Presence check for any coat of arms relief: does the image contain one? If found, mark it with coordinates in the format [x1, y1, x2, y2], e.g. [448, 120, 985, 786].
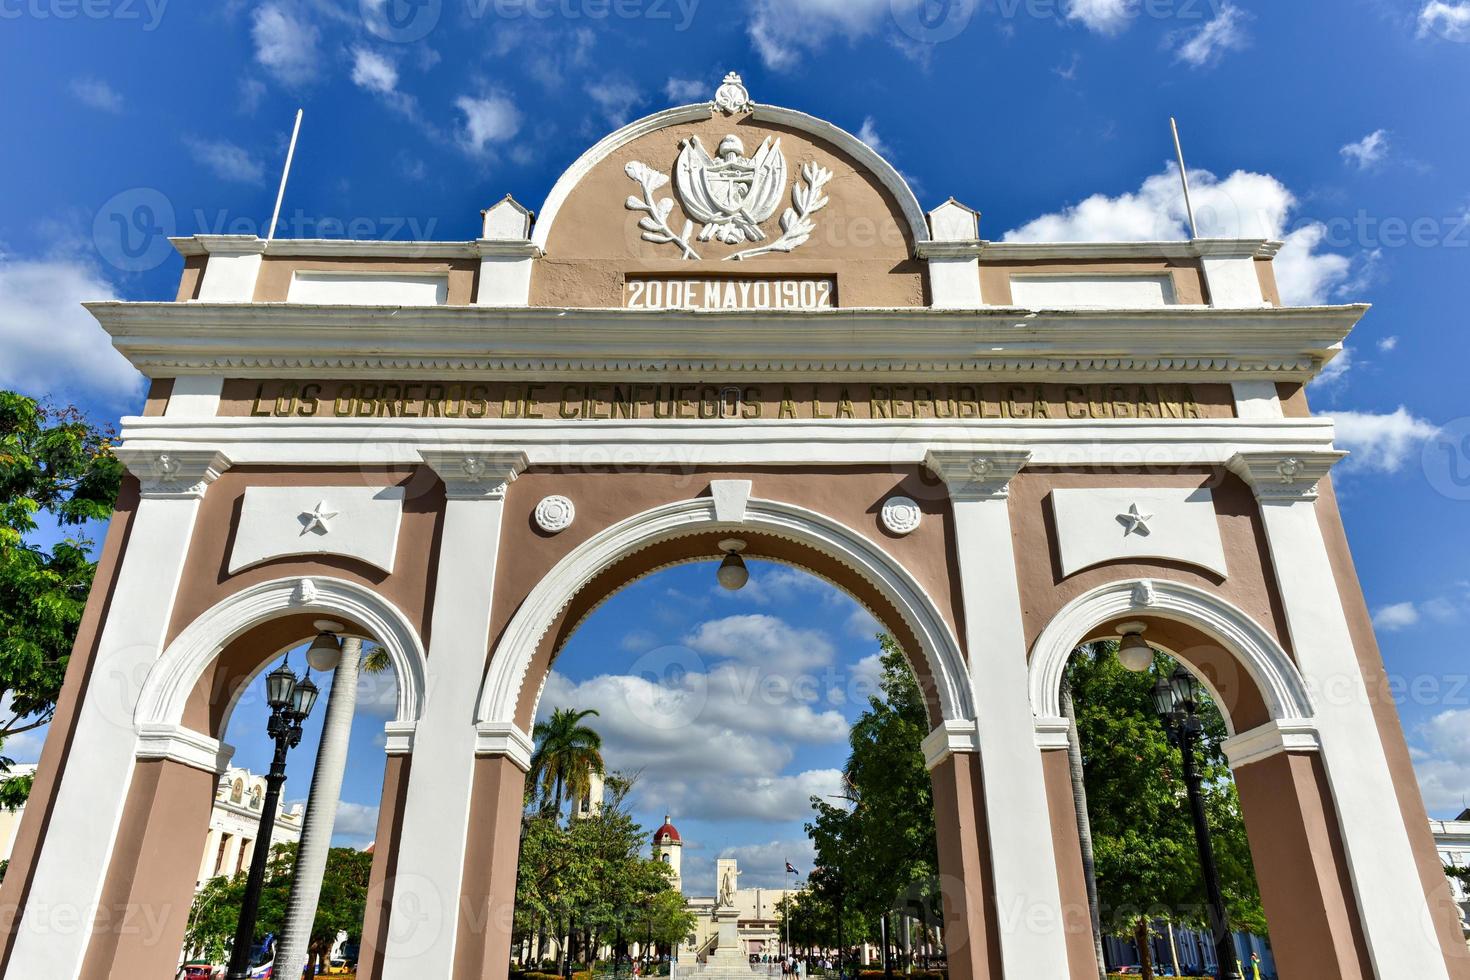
[624, 73, 833, 262]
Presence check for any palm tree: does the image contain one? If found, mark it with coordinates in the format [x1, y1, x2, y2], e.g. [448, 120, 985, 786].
[529, 707, 604, 817]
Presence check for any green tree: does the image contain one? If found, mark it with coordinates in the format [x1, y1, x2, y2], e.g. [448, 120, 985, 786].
[806, 635, 935, 968]
[183, 842, 373, 970]
[0, 393, 121, 807]
[1066, 643, 1264, 978]
[529, 707, 605, 817]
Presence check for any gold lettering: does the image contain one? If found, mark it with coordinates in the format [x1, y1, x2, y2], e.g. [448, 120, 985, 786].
[559, 385, 581, 419]
[250, 383, 272, 417]
[298, 383, 321, 417]
[779, 386, 798, 419]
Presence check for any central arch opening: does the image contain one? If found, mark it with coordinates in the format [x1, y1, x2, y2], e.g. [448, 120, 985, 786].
[505, 551, 958, 980]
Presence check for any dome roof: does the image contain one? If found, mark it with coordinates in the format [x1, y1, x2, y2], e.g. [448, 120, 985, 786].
[654, 815, 681, 844]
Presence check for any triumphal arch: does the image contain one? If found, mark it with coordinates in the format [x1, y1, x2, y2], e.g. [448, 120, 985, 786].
[1, 75, 1463, 979]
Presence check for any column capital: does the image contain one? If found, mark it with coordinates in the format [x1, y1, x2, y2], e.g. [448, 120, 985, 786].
[475, 721, 534, 772]
[921, 719, 980, 770]
[135, 722, 235, 774]
[1228, 450, 1346, 502]
[419, 449, 528, 500]
[924, 448, 1031, 500]
[116, 448, 230, 498]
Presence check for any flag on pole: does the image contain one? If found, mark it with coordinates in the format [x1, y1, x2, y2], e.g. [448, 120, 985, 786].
[785, 861, 799, 874]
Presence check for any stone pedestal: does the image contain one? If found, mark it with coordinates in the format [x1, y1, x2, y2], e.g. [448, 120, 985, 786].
[696, 908, 751, 979]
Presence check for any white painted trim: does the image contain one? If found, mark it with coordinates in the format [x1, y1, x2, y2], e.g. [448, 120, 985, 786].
[530, 104, 929, 251]
[475, 495, 974, 727]
[173, 236, 482, 260]
[1049, 487, 1228, 578]
[163, 375, 224, 417]
[1231, 381, 1283, 419]
[1028, 578, 1316, 736]
[89, 301, 1366, 384]
[475, 722, 535, 772]
[135, 723, 236, 774]
[926, 257, 982, 309]
[921, 720, 980, 770]
[6, 493, 205, 979]
[383, 720, 417, 756]
[227, 485, 406, 574]
[135, 576, 428, 733]
[196, 250, 263, 303]
[1201, 254, 1269, 308]
[979, 239, 1280, 260]
[113, 416, 1344, 471]
[1220, 720, 1321, 769]
[1033, 715, 1072, 751]
[380, 484, 512, 979]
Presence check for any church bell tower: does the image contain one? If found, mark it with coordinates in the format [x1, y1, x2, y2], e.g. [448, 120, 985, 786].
[652, 815, 682, 891]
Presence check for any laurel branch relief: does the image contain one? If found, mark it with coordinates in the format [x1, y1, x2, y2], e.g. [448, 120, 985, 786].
[624, 136, 833, 262]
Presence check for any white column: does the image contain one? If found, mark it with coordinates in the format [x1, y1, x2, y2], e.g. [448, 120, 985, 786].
[919, 199, 984, 309]
[193, 235, 265, 302]
[1229, 450, 1451, 979]
[924, 449, 1071, 978]
[4, 449, 228, 980]
[379, 450, 526, 980]
[274, 636, 364, 980]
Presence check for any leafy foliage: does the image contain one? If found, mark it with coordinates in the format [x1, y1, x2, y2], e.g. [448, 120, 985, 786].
[0, 392, 121, 799]
[801, 635, 937, 957]
[184, 842, 373, 967]
[1066, 643, 1265, 970]
[529, 707, 605, 817]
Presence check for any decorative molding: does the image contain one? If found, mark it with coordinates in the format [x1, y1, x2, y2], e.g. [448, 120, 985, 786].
[529, 102, 929, 252]
[1049, 487, 1228, 579]
[713, 71, 752, 114]
[419, 449, 528, 499]
[534, 494, 576, 533]
[1033, 715, 1073, 751]
[135, 576, 429, 735]
[476, 495, 974, 729]
[90, 301, 1366, 385]
[383, 720, 417, 756]
[475, 721, 536, 772]
[977, 239, 1280, 261]
[1118, 502, 1153, 536]
[172, 235, 480, 260]
[228, 486, 406, 574]
[1221, 719, 1321, 769]
[710, 479, 753, 523]
[924, 449, 1031, 500]
[1028, 578, 1315, 735]
[1228, 450, 1347, 502]
[921, 720, 981, 770]
[880, 496, 922, 535]
[135, 722, 235, 774]
[115, 448, 230, 498]
[1131, 579, 1158, 607]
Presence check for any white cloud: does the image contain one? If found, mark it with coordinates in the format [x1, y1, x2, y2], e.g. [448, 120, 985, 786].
[1170, 2, 1250, 67]
[184, 137, 266, 184]
[239, 77, 268, 115]
[665, 77, 707, 103]
[684, 837, 817, 891]
[1378, 336, 1399, 352]
[251, 3, 321, 87]
[713, 565, 836, 607]
[0, 258, 141, 406]
[1003, 165, 1351, 306]
[746, 0, 891, 70]
[1341, 129, 1391, 170]
[856, 117, 890, 158]
[1419, 1, 1470, 41]
[1065, 0, 1132, 36]
[586, 78, 644, 127]
[845, 607, 881, 641]
[1373, 601, 1421, 631]
[69, 77, 123, 113]
[1330, 406, 1439, 473]
[683, 614, 836, 672]
[1413, 709, 1470, 814]
[331, 801, 381, 843]
[350, 47, 398, 94]
[455, 93, 522, 155]
[1310, 344, 1353, 391]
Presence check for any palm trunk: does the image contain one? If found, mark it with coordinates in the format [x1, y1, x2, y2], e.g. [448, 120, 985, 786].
[1061, 675, 1108, 980]
[274, 637, 363, 980]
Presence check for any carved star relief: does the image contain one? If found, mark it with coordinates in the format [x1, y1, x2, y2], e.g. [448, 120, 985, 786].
[1118, 503, 1154, 537]
[300, 501, 340, 536]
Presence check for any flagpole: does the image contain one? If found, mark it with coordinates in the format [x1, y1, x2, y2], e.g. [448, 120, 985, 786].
[1170, 116, 1199, 240]
[267, 108, 304, 243]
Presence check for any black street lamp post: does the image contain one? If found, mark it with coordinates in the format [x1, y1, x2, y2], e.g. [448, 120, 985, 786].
[1151, 666, 1242, 980]
[226, 660, 320, 980]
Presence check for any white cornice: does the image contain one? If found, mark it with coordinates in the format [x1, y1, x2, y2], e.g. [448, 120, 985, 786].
[172, 236, 484, 260]
[88, 301, 1364, 384]
[975, 239, 1280, 260]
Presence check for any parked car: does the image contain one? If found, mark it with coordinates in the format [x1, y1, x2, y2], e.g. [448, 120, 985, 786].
[179, 963, 224, 979]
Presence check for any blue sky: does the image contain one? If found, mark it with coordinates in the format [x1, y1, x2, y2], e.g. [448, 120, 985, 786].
[4, 0, 1470, 864]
